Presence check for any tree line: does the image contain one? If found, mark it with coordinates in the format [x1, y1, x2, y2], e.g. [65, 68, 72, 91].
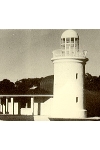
[0, 73, 100, 95]
[0, 78, 41, 95]
[85, 73, 100, 91]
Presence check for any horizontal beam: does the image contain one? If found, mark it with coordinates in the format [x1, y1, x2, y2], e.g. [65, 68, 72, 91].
[0, 95, 53, 98]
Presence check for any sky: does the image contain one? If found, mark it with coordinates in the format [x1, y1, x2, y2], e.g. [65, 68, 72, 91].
[0, 29, 100, 82]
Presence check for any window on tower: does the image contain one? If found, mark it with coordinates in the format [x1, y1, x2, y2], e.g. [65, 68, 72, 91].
[76, 73, 78, 79]
[66, 38, 70, 43]
[75, 38, 78, 42]
[71, 38, 74, 43]
[75, 38, 78, 48]
[76, 97, 78, 103]
[62, 38, 65, 43]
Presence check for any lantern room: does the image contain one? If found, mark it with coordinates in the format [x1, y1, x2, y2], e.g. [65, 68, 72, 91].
[61, 29, 79, 50]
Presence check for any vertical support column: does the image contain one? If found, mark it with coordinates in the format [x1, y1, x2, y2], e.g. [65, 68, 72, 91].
[74, 37, 75, 50]
[11, 98, 14, 115]
[5, 98, 6, 114]
[38, 102, 41, 115]
[74, 37, 76, 55]
[31, 97, 34, 116]
[1, 98, 3, 114]
[3, 102, 5, 114]
[18, 101, 21, 115]
[6, 98, 9, 114]
[25, 103, 28, 108]
[13, 98, 14, 115]
[2, 103, 3, 114]
[0, 98, 1, 113]
[65, 38, 66, 51]
[78, 36, 79, 49]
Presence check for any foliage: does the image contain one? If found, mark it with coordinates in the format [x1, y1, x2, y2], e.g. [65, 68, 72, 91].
[0, 73, 100, 95]
[15, 78, 41, 94]
[0, 79, 15, 94]
[85, 73, 100, 91]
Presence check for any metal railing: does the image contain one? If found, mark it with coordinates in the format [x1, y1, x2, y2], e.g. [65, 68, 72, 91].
[52, 49, 87, 58]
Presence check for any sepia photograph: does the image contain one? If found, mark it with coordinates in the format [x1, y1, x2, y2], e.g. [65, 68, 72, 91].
[0, 1, 100, 150]
[0, 29, 100, 121]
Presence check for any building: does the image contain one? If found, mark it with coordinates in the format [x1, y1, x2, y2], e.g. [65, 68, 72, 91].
[0, 29, 88, 120]
[50, 29, 88, 119]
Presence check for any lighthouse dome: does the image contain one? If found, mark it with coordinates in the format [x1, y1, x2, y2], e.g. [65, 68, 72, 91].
[61, 29, 78, 38]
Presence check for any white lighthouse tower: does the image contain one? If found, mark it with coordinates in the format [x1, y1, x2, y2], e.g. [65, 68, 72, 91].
[50, 29, 88, 119]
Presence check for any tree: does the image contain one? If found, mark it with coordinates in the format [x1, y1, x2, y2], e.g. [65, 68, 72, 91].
[15, 78, 41, 94]
[85, 73, 100, 91]
[0, 79, 15, 94]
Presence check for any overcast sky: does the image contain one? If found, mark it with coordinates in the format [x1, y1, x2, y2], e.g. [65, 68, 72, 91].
[0, 29, 100, 82]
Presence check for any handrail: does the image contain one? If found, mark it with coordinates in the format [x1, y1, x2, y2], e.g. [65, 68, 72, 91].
[52, 49, 87, 58]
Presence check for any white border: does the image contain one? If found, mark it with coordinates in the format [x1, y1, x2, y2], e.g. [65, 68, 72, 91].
[0, 0, 100, 150]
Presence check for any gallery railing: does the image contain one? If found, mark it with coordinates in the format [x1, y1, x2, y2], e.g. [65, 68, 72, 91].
[52, 49, 87, 58]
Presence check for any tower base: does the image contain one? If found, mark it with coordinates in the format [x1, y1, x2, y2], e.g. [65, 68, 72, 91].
[49, 109, 87, 119]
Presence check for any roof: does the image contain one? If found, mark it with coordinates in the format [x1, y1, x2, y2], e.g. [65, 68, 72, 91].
[61, 29, 78, 38]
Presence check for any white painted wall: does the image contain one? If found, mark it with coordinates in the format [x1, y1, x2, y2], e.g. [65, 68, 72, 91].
[21, 108, 32, 115]
[8, 102, 18, 114]
[41, 98, 52, 116]
[50, 58, 87, 118]
[34, 103, 38, 115]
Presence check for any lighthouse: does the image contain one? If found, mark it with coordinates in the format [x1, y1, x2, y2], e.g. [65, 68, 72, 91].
[50, 29, 88, 119]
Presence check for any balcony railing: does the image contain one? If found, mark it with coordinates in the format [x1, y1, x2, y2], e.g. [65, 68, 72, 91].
[52, 49, 87, 58]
